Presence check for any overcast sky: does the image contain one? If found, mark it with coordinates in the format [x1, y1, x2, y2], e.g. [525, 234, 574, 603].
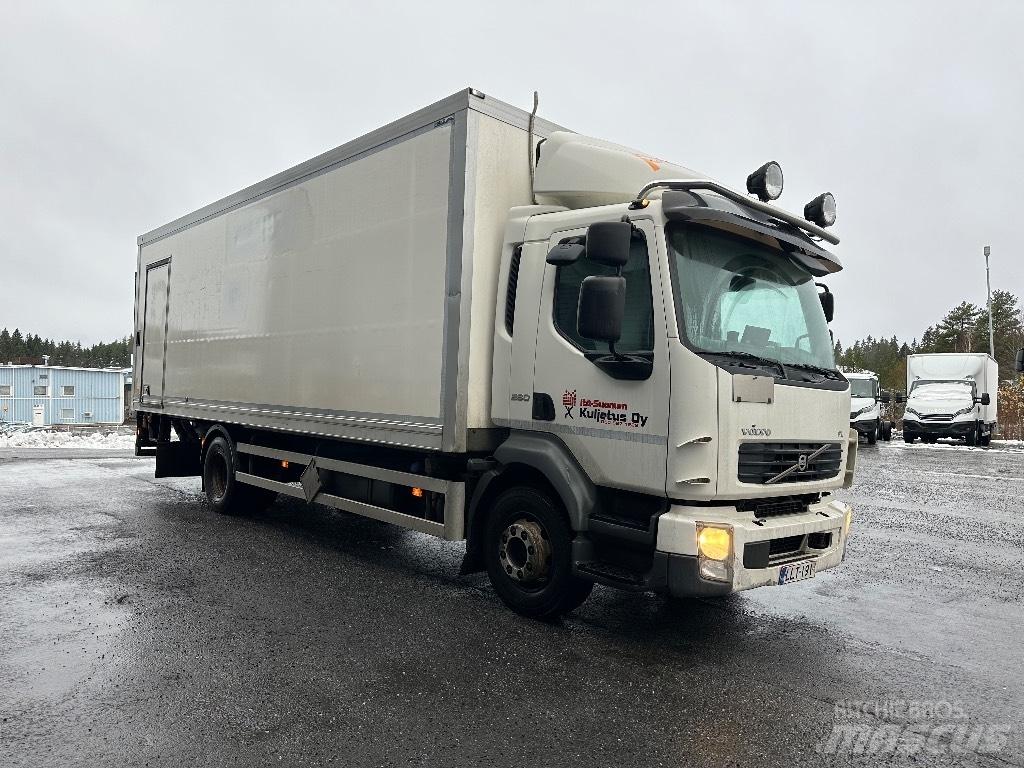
[1, 1, 1021, 347]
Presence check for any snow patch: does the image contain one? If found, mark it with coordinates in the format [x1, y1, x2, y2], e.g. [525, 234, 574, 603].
[0, 430, 135, 449]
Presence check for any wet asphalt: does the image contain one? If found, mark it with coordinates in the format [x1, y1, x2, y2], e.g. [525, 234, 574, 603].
[1, 440, 1021, 767]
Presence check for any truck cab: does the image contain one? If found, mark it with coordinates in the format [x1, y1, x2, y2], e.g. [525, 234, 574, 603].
[845, 370, 893, 444]
[485, 133, 855, 607]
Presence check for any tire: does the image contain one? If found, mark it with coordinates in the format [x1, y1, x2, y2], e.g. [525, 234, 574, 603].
[882, 421, 893, 441]
[903, 432, 915, 443]
[981, 430, 992, 447]
[484, 486, 593, 620]
[867, 423, 877, 445]
[966, 426, 978, 447]
[203, 436, 277, 515]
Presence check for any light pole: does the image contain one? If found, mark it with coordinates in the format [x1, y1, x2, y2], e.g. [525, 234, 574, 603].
[984, 245, 995, 359]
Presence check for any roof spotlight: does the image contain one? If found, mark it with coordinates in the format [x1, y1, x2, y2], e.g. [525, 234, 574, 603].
[746, 161, 784, 202]
[804, 192, 837, 228]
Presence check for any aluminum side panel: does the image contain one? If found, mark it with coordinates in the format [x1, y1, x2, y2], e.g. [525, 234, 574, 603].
[137, 124, 454, 447]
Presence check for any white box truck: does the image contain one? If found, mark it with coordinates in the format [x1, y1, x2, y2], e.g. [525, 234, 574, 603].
[134, 88, 856, 618]
[902, 353, 998, 445]
[845, 370, 896, 444]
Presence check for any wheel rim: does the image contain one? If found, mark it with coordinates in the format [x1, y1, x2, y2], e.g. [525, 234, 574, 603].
[207, 450, 229, 502]
[498, 518, 552, 588]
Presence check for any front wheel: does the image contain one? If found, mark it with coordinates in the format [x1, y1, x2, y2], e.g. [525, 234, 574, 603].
[903, 432, 915, 443]
[881, 421, 893, 441]
[484, 486, 593, 620]
[867, 423, 878, 445]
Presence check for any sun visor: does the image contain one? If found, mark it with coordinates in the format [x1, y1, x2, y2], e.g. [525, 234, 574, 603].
[662, 190, 842, 275]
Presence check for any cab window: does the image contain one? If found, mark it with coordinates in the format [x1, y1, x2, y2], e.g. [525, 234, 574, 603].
[553, 235, 654, 353]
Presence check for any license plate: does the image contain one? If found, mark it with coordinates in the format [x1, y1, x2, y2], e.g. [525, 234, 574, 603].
[778, 559, 816, 585]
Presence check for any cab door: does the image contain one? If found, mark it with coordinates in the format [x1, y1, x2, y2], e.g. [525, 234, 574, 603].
[530, 221, 669, 494]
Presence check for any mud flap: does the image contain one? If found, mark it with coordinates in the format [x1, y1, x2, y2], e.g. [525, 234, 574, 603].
[155, 442, 201, 478]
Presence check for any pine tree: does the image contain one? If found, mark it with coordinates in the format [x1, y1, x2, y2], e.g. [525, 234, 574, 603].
[972, 290, 1023, 373]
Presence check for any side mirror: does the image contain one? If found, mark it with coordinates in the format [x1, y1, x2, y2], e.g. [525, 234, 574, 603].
[578, 276, 625, 345]
[879, 390, 891, 404]
[895, 391, 906, 404]
[1016, 348, 1024, 373]
[586, 221, 632, 267]
[977, 392, 991, 406]
[815, 283, 834, 323]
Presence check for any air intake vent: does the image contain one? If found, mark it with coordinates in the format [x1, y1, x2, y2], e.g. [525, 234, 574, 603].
[738, 442, 843, 485]
[504, 245, 523, 336]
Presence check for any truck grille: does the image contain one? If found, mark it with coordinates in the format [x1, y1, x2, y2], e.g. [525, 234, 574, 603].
[735, 494, 818, 517]
[737, 442, 843, 485]
[921, 413, 953, 422]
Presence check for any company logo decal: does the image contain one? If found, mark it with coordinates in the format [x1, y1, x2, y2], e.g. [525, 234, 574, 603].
[562, 389, 577, 417]
[741, 425, 772, 436]
[562, 389, 649, 429]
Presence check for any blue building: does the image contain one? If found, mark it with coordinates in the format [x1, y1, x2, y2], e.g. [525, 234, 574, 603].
[0, 365, 127, 426]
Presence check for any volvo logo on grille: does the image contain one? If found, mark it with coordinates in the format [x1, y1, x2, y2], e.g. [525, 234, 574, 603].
[766, 444, 829, 485]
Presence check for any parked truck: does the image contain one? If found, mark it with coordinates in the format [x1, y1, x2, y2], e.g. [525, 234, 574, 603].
[902, 353, 997, 445]
[134, 89, 856, 618]
[845, 370, 895, 444]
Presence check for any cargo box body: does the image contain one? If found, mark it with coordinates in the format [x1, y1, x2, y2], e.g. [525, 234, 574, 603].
[133, 91, 564, 452]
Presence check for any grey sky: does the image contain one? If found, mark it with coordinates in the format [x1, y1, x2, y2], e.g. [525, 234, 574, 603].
[1, 1, 1021, 348]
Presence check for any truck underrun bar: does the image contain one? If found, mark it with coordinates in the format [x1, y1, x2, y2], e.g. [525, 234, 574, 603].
[234, 442, 466, 541]
[631, 179, 841, 246]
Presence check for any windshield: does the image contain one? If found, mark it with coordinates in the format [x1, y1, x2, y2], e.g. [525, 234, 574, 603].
[667, 224, 836, 371]
[909, 380, 975, 402]
[849, 378, 876, 398]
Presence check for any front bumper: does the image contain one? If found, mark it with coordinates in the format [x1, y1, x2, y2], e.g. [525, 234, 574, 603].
[650, 496, 850, 597]
[903, 419, 975, 438]
[850, 418, 877, 436]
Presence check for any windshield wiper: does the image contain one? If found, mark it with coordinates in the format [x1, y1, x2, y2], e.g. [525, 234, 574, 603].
[708, 350, 787, 378]
[786, 361, 843, 380]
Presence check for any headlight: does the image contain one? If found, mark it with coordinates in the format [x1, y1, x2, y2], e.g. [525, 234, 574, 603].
[904, 407, 921, 418]
[851, 405, 873, 418]
[697, 525, 732, 561]
[951, 406, 976, 418]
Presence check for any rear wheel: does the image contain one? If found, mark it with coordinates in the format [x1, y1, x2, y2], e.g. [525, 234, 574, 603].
[203, 436, 276, 515]
[484, 486, 593, 620]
